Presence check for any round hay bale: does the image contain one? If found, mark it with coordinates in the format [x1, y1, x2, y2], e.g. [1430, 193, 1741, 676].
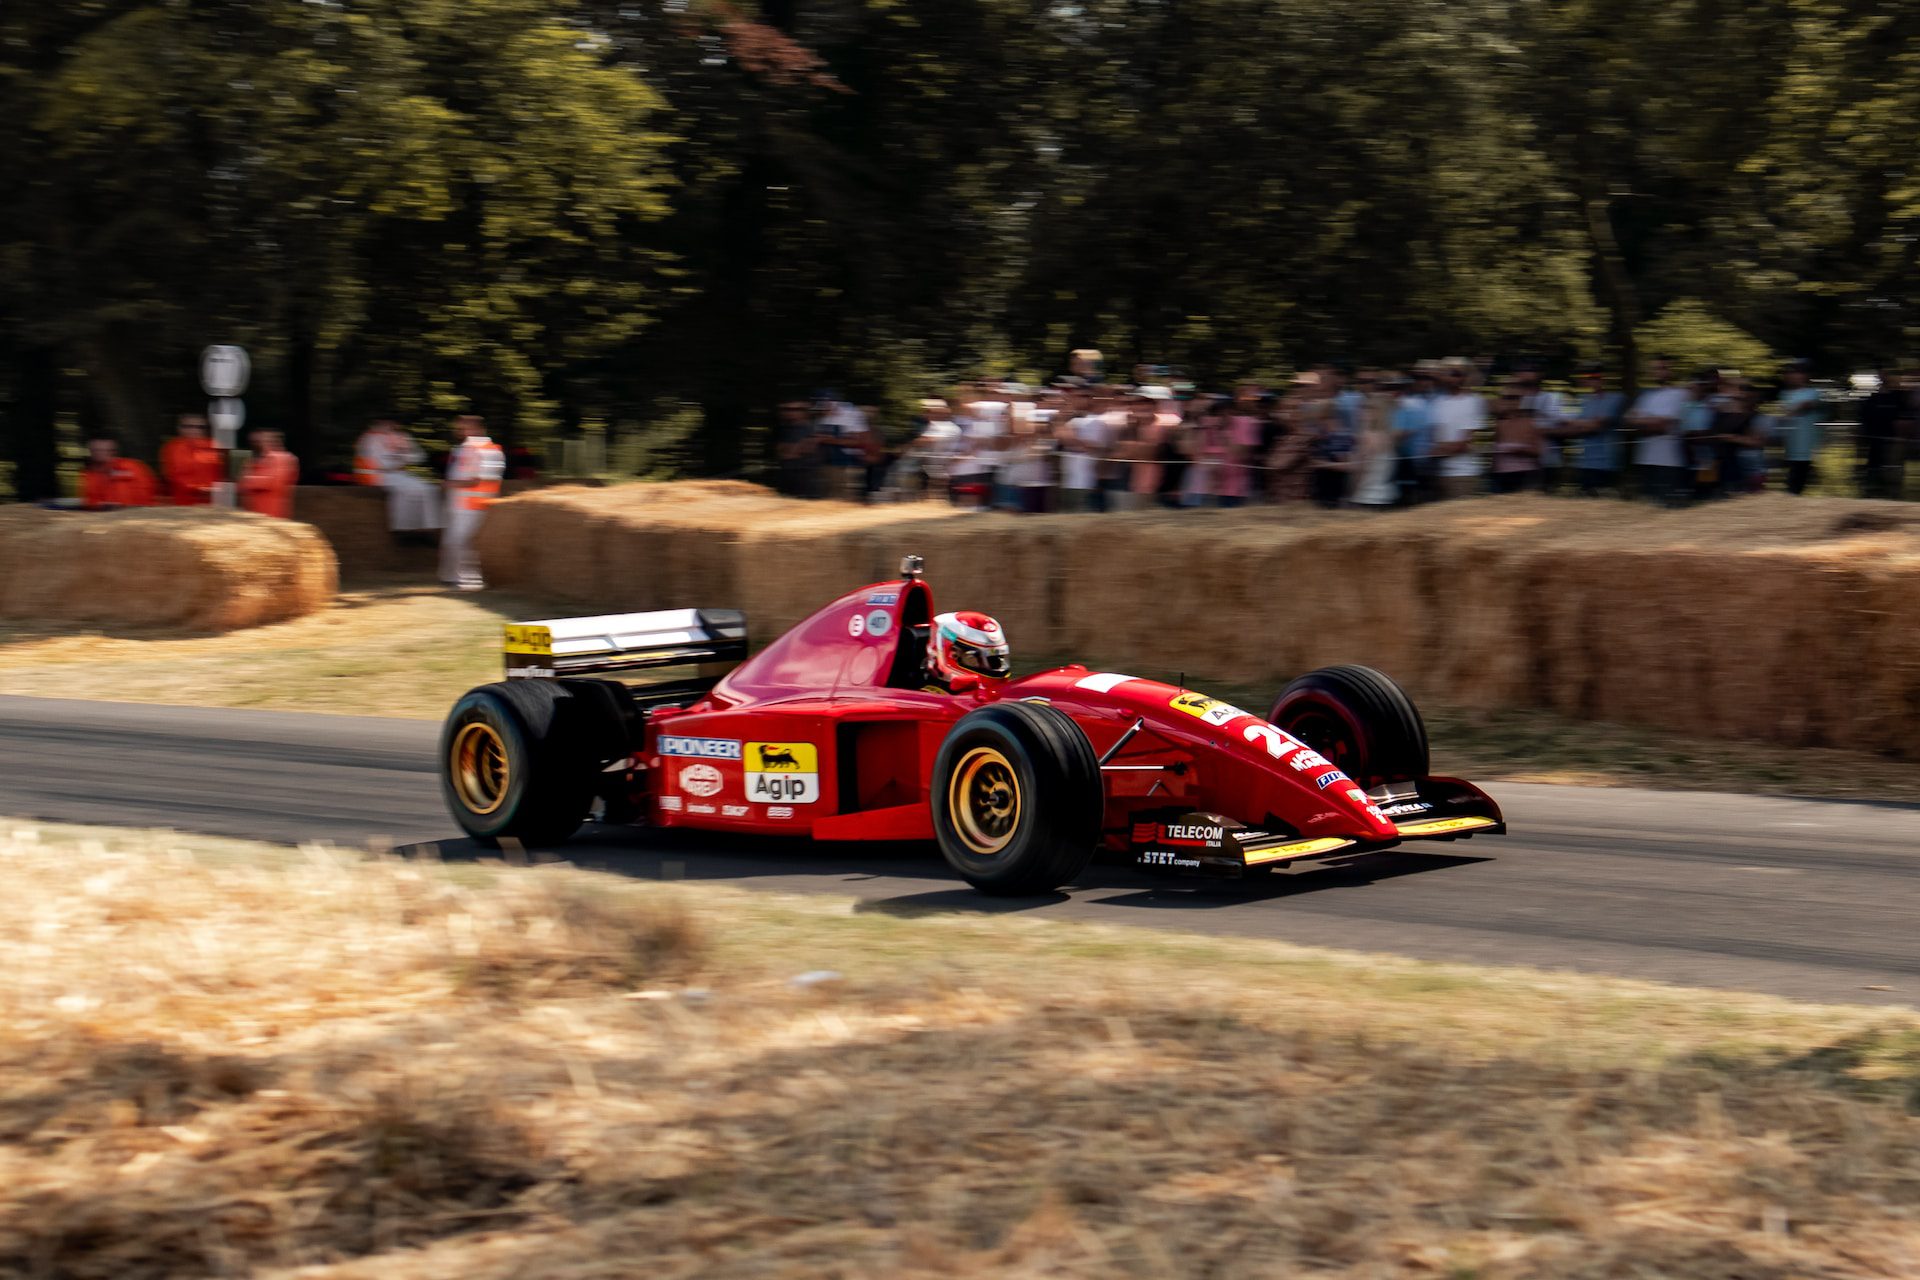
[0, 507, 337, 633]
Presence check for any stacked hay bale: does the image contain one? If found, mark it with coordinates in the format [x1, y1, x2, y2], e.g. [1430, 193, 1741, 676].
[476, 484, 1920, 757]
[0, 507, 337, 632]
[476, 482, 958, 629]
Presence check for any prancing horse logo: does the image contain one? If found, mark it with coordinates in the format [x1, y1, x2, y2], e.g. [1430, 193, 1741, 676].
[758, 745, 801, 770]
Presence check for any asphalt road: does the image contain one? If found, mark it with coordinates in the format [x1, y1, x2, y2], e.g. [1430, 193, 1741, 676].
[4, 694, 1917, 1006]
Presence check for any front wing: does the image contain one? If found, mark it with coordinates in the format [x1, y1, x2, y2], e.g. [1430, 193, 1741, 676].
[1129, 776, 1505, 878]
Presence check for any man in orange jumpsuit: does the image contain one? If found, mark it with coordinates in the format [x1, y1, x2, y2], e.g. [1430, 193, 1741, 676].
[159, 414, 225, 505]
[239, 429, 299, 519]
[80, 437, 158, 509]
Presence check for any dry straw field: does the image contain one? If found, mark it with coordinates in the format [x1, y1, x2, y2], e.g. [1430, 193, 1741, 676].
[0, 508, 336, 633]
[479, 484, 1920, 758]
[4, 820, 1919, 1278]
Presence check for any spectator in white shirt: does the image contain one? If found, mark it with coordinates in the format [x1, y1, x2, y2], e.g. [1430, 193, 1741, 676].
[354, 419, 442, 536]
[1427, 364, 1487, 500]
[904, 400, 961, 498]
[814, 394, 870, 503]
[1055, 388, 1112, 513]
[1625, 354, 1692, 506]
[949, 393, 1002, 509]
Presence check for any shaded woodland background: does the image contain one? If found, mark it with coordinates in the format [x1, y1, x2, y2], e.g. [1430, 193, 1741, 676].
[4, 0, 1917, 494]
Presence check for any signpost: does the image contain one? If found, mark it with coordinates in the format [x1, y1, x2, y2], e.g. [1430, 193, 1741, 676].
[200, 346, 250, 508]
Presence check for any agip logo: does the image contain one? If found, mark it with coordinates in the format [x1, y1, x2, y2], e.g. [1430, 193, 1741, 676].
[1169, 692, 1247, 728]
[745, 742, 819, 804]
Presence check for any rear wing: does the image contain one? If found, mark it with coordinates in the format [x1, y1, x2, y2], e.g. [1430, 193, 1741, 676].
[504, 608, 748, 710]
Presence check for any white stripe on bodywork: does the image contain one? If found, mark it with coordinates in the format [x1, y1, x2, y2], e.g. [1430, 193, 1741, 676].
[1074, 672, 1139, 693]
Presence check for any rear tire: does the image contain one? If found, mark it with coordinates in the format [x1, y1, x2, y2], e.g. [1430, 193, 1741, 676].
[931, 702, 1102, 896]
[1268, 664, 1429, 784]
[440, 680, 629, 847]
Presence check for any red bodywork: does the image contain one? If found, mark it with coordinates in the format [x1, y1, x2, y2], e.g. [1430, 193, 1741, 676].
[631, 575, 1502, 856]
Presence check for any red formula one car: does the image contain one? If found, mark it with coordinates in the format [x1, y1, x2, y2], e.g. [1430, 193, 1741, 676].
[439, 557, 1505, 894]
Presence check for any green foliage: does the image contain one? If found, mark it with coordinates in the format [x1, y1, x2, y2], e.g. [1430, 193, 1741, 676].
[4, 0, 1920, 478]
[1, 0, 672, 458]
[1636, 301, 1778, 380]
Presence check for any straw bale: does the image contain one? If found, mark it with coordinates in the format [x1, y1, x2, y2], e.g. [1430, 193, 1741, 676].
[0, 507, 336, 633]
[473, 484, 1920, 756]
[293, 486, 434, 577]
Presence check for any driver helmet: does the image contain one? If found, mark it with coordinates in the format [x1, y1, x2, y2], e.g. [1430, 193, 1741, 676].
[929, 611, 1011, 683]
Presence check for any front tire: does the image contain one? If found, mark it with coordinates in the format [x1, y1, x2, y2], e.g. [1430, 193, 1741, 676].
[440, 680, 627, 847]
[931, 702, 1102, 895]
[1268, 664, 1429, 784]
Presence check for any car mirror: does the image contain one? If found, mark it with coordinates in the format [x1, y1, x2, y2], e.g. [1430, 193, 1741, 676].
[949, 674, 981, 693]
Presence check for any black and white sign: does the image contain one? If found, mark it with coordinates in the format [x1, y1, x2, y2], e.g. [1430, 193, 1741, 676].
[200, 346, 251, 398]
[208, 398, 246, 449]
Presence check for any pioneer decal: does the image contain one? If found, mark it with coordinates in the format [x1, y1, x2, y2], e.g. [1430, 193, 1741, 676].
[659, 736, 742, 760]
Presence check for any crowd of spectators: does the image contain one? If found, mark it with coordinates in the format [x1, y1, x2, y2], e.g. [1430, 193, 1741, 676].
[772, 351, 1917, 511]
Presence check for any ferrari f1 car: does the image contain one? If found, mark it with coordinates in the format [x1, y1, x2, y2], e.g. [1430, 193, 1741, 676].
[439, 557, 1505, 894]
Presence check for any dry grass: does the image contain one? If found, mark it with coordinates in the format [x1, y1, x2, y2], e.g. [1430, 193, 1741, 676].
[0, 581, 525, 719]
[3, 819, 1920, 1278]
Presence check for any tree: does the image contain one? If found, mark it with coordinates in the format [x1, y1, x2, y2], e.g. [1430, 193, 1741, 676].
[1, 0, 674, 466]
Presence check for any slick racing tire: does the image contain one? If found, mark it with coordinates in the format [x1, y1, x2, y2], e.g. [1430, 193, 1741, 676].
[932, 701, 1102, 896]
[440, 680, 629, 847]
[1268, 664, 1429, 784]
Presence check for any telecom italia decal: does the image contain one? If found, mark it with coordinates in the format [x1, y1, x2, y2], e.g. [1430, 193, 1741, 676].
[744, 742, 819, 804]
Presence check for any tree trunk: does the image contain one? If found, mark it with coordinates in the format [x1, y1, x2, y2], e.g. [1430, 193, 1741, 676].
[1584, 193, 1640, 396]
[285, 313, 316, 463]
[3, 344, 60, 502]
[79, 326, 161, 460]
[699, 146, 770, 476]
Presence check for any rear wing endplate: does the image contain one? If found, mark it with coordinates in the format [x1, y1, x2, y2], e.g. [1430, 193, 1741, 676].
[504, 608, 748, 710]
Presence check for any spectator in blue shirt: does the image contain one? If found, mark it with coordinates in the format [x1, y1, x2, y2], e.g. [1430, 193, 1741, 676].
[1775, 359, 1826, 494]
[1680, 370, 1721, 500]
[1391, 369, 1436, 503]
[1550, 363, 1624, 496]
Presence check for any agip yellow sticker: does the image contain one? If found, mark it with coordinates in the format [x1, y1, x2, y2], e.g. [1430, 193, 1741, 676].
[745, 742, 820, 804]
[745, 742, 818, 773]
[1169, 692, 1249, 728]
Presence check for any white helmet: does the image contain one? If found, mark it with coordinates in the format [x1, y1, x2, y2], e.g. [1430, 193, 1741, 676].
[929, 611, 1011, 682]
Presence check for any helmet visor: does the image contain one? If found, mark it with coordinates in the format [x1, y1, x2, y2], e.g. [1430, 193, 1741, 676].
[953, 639, 1011, 679]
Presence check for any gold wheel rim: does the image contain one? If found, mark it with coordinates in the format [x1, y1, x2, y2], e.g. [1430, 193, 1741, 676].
[948, 746, 1021, 856]
[451, 722, 510, 816]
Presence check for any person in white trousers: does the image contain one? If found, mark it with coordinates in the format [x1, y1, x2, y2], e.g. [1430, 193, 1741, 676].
[354, 419, 443, 535]
[440, 415, 506, 591]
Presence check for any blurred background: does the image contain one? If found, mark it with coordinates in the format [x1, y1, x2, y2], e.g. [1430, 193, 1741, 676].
[2, 0, 1919, 494]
